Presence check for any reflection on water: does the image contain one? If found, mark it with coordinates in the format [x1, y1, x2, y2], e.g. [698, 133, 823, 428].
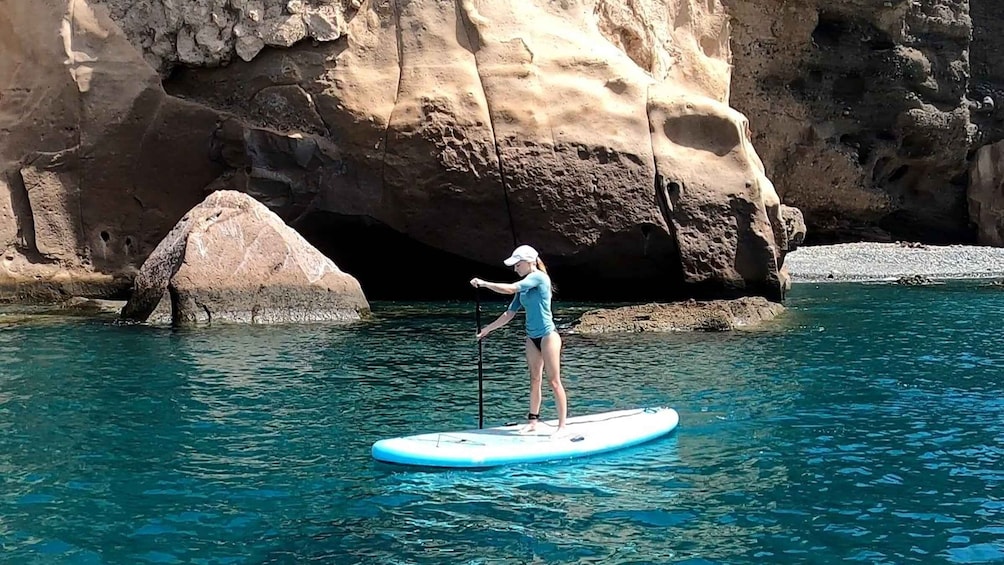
[1, 282, 1003, 563]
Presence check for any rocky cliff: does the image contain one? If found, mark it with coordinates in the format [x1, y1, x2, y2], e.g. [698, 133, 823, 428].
[725, 0, 1004, 246]
[0, 0, 227, 299]
[0, 0, 800, 302]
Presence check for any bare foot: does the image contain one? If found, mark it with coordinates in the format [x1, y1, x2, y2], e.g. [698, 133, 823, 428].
[518, 422, 538, 435]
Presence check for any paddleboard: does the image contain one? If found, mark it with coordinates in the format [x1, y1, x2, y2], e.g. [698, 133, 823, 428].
[371, 406, 679, 468]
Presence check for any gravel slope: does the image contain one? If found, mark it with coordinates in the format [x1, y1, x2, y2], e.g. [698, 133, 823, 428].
[784, 243, 1004, 282]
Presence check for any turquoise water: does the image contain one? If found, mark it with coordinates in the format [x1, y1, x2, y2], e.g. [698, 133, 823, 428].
[2, 281, 1003, 564]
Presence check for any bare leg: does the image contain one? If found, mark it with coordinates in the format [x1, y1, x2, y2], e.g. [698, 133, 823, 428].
[541, 332, 567, 430]
[524, 337, 544, 431]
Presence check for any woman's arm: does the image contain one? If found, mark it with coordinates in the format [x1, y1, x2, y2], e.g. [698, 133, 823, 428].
[470, 278, 519, 294]
[477, 309, 516, 339]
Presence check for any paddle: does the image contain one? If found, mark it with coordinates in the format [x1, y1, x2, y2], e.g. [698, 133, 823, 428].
[475, 286, 485, 429]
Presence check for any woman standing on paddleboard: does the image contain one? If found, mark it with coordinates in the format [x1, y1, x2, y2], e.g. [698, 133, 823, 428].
[470, 244, 568, 435]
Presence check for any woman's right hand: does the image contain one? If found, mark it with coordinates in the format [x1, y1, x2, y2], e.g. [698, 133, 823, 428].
[470, 277, 482, 288]
[476, 328, 490, 340]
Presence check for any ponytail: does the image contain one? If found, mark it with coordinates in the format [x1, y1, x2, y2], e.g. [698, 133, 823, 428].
[536, 257, 556, 294]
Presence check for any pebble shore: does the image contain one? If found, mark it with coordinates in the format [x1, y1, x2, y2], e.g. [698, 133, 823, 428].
[784, 242, 1004, 282]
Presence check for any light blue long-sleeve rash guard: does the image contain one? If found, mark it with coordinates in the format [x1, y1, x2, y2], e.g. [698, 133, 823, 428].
[507, 270, 556, 339]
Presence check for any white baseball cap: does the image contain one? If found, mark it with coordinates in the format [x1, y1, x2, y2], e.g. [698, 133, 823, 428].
[503, 244, 539, 266]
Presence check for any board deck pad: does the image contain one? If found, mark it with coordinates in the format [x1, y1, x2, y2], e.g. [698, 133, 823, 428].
[371, 406, 679, 468]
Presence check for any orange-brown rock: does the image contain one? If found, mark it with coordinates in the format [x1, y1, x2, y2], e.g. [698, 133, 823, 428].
[2, 0, 802, 304]
[170, 0, 800, 300]
[120, 190, 369, 325]
[0, 0, 225, 301]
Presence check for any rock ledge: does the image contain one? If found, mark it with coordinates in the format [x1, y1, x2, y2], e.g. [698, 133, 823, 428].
[568, 297, 784, 334]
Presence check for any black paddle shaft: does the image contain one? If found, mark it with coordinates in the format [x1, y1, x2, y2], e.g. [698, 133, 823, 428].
[475, 287, 485, 429]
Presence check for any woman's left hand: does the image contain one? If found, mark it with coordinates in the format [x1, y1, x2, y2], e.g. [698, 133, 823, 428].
[470, 278, 482, 288]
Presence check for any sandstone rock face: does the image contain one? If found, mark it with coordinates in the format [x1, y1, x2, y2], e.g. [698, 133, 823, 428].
[167, 0, 797, 300]
[648, 84, 785, 296]
[1, 0, 800, 303]
[0, 0, 226, 300]
[725, 0, 977, 244]
[120, 190, 369, 325]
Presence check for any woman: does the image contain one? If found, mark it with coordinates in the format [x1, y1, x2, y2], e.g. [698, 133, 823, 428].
[470, 244, 568, 435]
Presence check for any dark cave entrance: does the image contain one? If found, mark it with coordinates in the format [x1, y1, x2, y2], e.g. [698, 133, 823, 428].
[295, 211, 512, 302]
[295, 212, 726, 304]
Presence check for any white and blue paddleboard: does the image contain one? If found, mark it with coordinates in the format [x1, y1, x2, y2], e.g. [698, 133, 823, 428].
[371, 406, 679, 468]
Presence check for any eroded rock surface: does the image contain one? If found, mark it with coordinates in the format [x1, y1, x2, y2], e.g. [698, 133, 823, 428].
[725, 0, 977, 244]
[968, 139, 1004, 246]
[1, 0, 801, 304]
[168, 0, 798, 300]
[98, 0, 359, 73]
[0, 0, 226, 300]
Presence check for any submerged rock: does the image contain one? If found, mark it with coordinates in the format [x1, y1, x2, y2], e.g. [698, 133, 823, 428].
[60, 297, 127, 315]
[120, 190, 369, 325]
[568, 296, 784, 334]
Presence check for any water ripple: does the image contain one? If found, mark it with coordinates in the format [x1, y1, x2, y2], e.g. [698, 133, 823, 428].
[1, 284, 1004, 563]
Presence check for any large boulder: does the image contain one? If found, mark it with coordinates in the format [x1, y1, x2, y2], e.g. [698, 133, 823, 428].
[120, 190, 369, 325]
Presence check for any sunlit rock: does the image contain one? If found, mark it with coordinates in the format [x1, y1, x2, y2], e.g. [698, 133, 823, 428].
[121, 190, 369, 325]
